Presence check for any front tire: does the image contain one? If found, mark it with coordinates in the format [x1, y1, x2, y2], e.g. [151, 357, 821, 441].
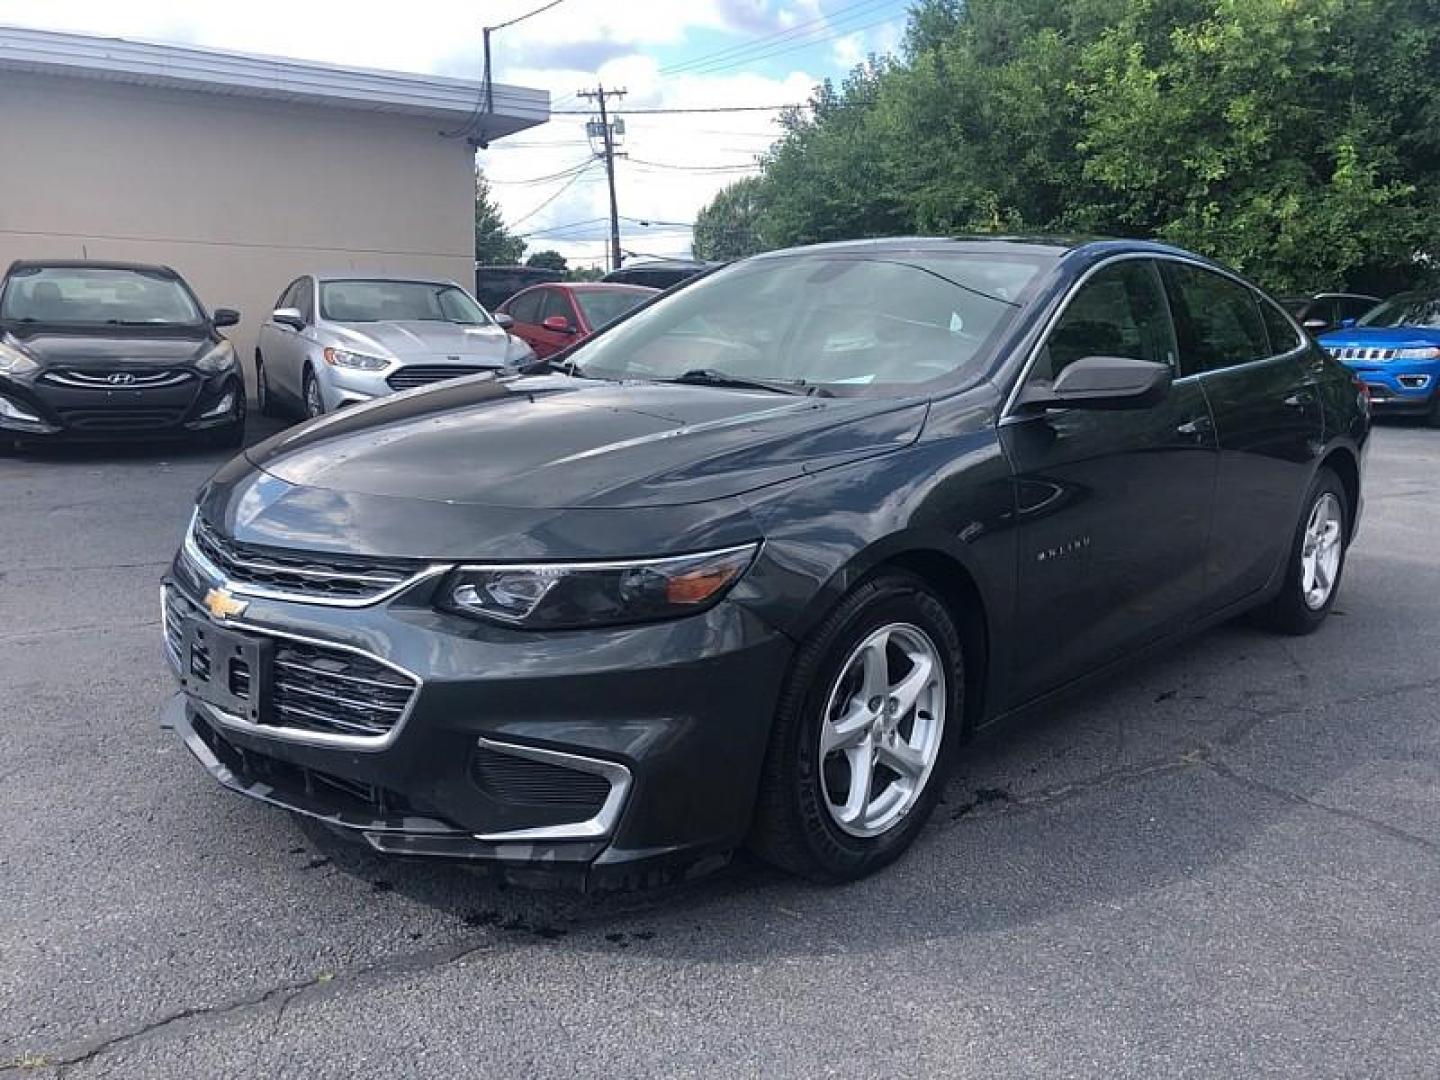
[302, 367, 326, 419]
[1427, 390, 1440, 429]
[1253, 467, 1349, 635]
[749, 572, 964, 882]
[255, 352, 281, 418]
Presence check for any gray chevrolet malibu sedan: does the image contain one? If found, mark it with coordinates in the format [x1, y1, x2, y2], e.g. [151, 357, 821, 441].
[253, 274, 537, 417]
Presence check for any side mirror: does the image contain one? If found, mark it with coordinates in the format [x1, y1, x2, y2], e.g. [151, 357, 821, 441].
[1019, 355, 1173, 412]
[1302, 318, 1327, 332]
[492, 312, 514, 330]
[272, 307, 305, 331]
[1340, 317, 1358, 329]
[212, 308, 240, 329]
[542, 315, 576, 334]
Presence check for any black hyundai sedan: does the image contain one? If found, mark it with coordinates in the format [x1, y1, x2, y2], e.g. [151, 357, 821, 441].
[0, 260, 244, 447]
[161, 238, 1369, 887]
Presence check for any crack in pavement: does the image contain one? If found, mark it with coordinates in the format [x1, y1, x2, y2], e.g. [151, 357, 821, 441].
[0, 619, 159, 645]
[1203, 758, 1440, 858]
[2, 936, 507, 1075]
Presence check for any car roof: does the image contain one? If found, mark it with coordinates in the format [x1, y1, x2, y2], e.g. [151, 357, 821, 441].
[312, 273, 462, 287]
[744, 235, 1209, 263]
[6, 259, 180, 276]
[561, 282, 658, 293]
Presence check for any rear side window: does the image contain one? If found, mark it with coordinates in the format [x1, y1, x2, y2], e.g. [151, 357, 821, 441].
[1032, 260, 1176, 384]
[508, 290, 543, 324]
[1163, 263, 1269, 374]
[1259, 300, 1303, 354]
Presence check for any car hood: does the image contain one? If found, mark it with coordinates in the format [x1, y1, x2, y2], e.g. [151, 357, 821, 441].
[1317, 326, 1440, 351]
[329, 320, 513, 363]
[243, 374, 928, 511]
[3, 326, 211, 367]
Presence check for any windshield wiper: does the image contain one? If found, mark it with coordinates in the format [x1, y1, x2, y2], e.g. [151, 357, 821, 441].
[667, 368, 829, 397]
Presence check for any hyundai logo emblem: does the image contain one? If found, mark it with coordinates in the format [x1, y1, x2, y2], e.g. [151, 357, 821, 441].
[107, 372, 136, 385]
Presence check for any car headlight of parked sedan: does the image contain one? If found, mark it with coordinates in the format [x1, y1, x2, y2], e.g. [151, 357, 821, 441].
[194, 340, 237, 374]
[0, 338, 39, 375]
[439, 544, 760, 629]
[504, 335, 537, 367]
[323, 346, 391, 371]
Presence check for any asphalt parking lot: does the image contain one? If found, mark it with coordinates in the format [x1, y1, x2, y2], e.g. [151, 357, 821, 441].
[2, 419, 1438, 1077]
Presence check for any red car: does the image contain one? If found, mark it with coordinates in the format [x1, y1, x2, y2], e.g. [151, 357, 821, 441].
[497, 282, 658, 359]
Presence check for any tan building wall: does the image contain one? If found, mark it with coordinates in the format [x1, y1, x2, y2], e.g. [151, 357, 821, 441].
[0, 71, 477, 397]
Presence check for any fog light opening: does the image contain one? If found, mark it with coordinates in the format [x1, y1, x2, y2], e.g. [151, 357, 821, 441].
[1398, 374, 1431, 390]
[0, 395, 42, 423]
[200, 391, 236, 419]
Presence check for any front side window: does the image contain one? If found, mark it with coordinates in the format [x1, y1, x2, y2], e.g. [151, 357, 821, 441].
[1340, 296, 1379, 322]
[0, 266, 202, 326]
[319, 280, 491, 325]
[571, 253, 1048, 394]
[293, 278, 315, 322]
[539, 289, 576, 326]
[1163, 263, 1269, 373]
[507, 290, 543, 324]
[1358, 293, 1440, 329]
[1031, 260, 1176, 385]
[575, 288, 652, 330]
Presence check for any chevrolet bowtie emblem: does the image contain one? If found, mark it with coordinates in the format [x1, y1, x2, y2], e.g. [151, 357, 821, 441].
[203, 587, 248, 620]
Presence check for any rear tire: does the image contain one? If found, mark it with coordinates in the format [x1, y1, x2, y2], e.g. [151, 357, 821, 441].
[748, 572, 964, 882]
[1252, 467, 1349, 635]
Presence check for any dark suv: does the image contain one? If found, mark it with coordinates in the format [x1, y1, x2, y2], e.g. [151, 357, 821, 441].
[0, 260, 244, 448]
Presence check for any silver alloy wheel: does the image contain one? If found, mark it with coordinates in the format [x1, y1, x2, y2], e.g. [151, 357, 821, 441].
[304, 373, 324, 418]
[1300, 491, 1343, 610]
[818, 622, 946, 838]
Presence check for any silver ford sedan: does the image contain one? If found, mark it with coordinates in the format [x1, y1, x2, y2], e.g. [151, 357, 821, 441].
[254, 274, 536, 418]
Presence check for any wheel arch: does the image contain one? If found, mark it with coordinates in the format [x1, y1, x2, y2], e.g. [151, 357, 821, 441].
[1317, 444, 1361, 541]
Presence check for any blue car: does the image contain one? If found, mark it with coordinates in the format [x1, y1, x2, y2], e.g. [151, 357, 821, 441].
[1318, 291, 1440, 425]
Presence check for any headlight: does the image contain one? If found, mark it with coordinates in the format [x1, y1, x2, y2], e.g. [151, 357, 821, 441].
[324, 346, 390, 371]
[505, 335, 537, 366]
[195, 341, 237, 374]
[0, 339, 38, 376]
[438, 543, 760, 629]
[1394, 347, 1440, 360]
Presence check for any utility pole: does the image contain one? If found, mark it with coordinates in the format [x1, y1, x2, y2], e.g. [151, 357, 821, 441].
[578, 85, 626, 272]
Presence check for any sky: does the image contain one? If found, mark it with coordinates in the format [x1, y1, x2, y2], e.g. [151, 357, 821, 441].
[0, 0, 911, 269]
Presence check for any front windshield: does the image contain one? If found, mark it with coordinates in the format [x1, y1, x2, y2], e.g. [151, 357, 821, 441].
[569, 253, 1047, 393]
[0, 266, 202, 325]
[1358, 293, 1440, 329]
[320, 280, 492, 325]
[574, 288, 654, 330]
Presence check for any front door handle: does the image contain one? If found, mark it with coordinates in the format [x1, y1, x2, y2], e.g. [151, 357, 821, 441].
[1175, 416, 1213, 440]
[1284, 390, 1316, 408]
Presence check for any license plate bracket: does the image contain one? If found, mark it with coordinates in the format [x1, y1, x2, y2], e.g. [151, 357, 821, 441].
[181, 618, 272, 723]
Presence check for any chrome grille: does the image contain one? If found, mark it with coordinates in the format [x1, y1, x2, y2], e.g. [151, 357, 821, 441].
[43, 368, 193, 389]
[189, 516, 421, 601]
[386, 364, 495, 391]
[270, 640, 416, 738]
[1327, 346, 1396, 362]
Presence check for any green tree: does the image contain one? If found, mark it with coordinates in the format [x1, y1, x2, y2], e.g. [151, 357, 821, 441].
[475, 169, 524, 265]
[697, 0, 1440, 293]
[693, 176, 769, 260]
[524, 249, 568, 272]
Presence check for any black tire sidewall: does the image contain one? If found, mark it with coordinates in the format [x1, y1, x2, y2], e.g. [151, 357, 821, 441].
[1271, 468, 1349, 632]
[303, 368, 323, 418]
[765, 574, 964, 881]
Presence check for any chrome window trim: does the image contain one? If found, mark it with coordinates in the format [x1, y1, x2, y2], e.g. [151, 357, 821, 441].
[471, 737, 633, 842]
[163, 581, 422, 751]
[999, 251, 1312, 425]
[181, 510, 449, 608]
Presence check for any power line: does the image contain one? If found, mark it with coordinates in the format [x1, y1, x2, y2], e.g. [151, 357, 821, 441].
[485, 158, 599, 185]
[552, 104, 799, 115]
[627, 156, 761, 172]
[507, 161, 599, 229]
[577, 85, 627, 271]
[659, 0, 901, 79]
[443, 0, 569, 142]
[490, 0, 567, 32]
